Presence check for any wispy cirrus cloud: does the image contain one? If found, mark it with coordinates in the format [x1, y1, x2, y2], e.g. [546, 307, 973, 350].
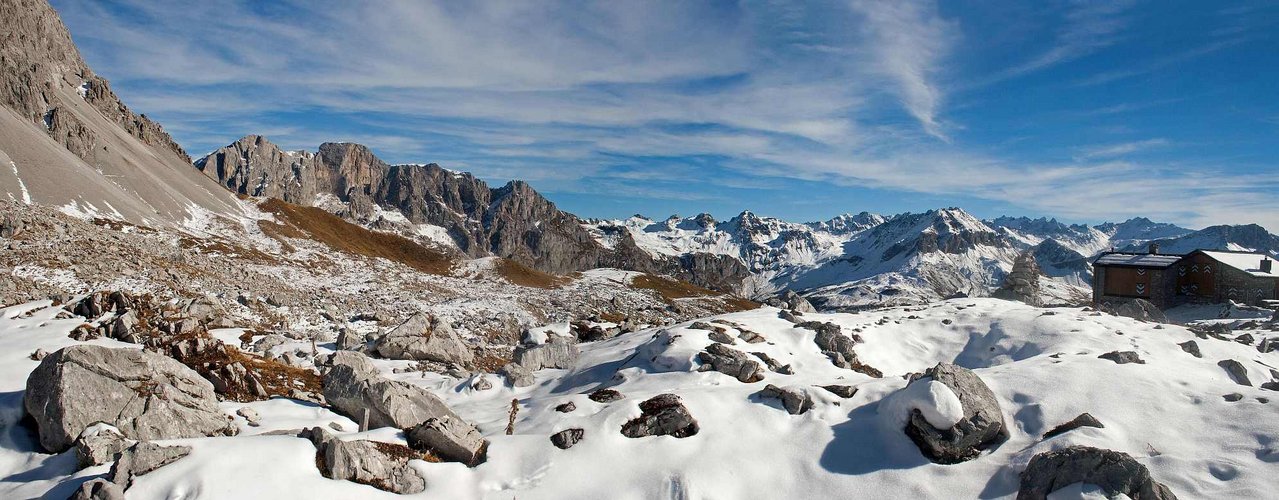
[1074, 138, 1169, 160]
[49, 0, 1279, 229]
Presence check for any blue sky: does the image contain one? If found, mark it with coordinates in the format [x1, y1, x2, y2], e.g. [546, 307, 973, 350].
[51, 0, 1279, 230]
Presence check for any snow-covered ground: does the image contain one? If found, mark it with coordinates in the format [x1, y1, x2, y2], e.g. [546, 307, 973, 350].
[2, 298, 1276, 498]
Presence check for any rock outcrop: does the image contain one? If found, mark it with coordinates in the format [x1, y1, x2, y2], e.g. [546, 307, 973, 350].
[321, 351, 462, 429]
[992, 251, 1043, 306]
[1109, 299, 1169, 323]
[621, 394, 699, 438]
[1017, 446, 1178, 500]
[550, 428, 585, 449]
[511, 337, 579, 371]
[697, 343, 766, 383]
[406, 415, 488, 466]
[758, 384, 813, 415]
[764, 290, 817, 313]
[309, 428, 426, 495]
[24, 345, 234, 452]
[374, 313, 474, 366]
[801, 321, 882, 377]
[902, 363, 1007, 464]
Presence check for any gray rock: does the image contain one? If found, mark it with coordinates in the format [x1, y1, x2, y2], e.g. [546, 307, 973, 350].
[252, 334, 288, 354]
[1042, 413, 1105, 439]
[322, 351, 462, 430]
[903, 362, 1008, 464]
[1217, 359, 1251, 386]
[765, 290, 817, 313]
[374, 313, 474, 366]
[236, 407, 262, 427]
[707, 330, 736, 345]
[499, 362, 535, 388]
[550, 428, 585, 449]
[335, 328, 366, 351]
[512, 338, 579, 370]
[588, 388, 625, 403]
[620, 394, 699, 438]
[1261, 381, 1279, 391]
[29, 348, 47, 361]
[738, 330, 766, 343]
[758, 384, 813, 415]
[697, 343, 765, 383]
[317, 438, 426, 494]
[801, 321, 882, 377]
[23, 345, 235, 452]
[819, 384, 858, 398]
[1110, 299, 1169, 324]
[750, 351, 785, 372]
[1177, 340, 1201, 358]
[555, 401, 577, 413]
[778, 310, 801, 324]
[406, 415, 488, 466]
[470, 376, 493, 391]
[1223, 393, 1244, 402]
[74, 424, 134, 469]
[1017, 446, 1177, 500]
[1098, 351, 1145, 365]
[69, 479, 125, 500]
[991, 251, 1044, 307]
[108, 442, 192, 489]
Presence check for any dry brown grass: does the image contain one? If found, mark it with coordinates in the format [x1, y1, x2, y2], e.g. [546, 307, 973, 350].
[630, 274, 759, 312]
[631, 274, 714, 300]
[258, 198, 456, 275]
[493, 258, 570, 288]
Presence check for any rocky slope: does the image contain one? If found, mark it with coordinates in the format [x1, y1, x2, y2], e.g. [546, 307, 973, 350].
[0, 0, 242, 226]
[195, 135, 751, 291]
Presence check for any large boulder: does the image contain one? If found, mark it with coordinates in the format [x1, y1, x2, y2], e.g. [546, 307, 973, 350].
[322, 351, 462, 430]
[23, 345, 235, 452]
[312, 430, 426, 495]
[696, 343, 765, 383]
[511, 337, 579, 371]
[902, 363, 1007, 464]
[621, 394, 699, 439]
[1017, 446, 1177, 500]
[406, 415, 488, 466]
[374, 313, 474, 366]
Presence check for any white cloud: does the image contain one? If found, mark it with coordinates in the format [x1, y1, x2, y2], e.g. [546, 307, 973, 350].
[1075, 138, 1169, 160]
[48, 0, 1279, 229]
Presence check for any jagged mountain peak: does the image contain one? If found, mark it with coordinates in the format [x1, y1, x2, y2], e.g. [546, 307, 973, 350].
[0, 0, 240, 226]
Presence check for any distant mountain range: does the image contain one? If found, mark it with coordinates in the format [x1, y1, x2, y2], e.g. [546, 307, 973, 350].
[1, 0, 1274, 308]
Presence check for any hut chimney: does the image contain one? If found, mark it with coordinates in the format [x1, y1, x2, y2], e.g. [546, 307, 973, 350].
[1262, 258, 1273, 273]
[1148, 243, 1159, 255]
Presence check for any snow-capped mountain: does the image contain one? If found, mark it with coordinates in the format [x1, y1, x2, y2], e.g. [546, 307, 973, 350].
[1119, 224, 1279, 256]
[588, 209, 1276, 308]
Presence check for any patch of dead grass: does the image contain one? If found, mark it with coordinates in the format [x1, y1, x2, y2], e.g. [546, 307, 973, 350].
[258, 198, 455, 275]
